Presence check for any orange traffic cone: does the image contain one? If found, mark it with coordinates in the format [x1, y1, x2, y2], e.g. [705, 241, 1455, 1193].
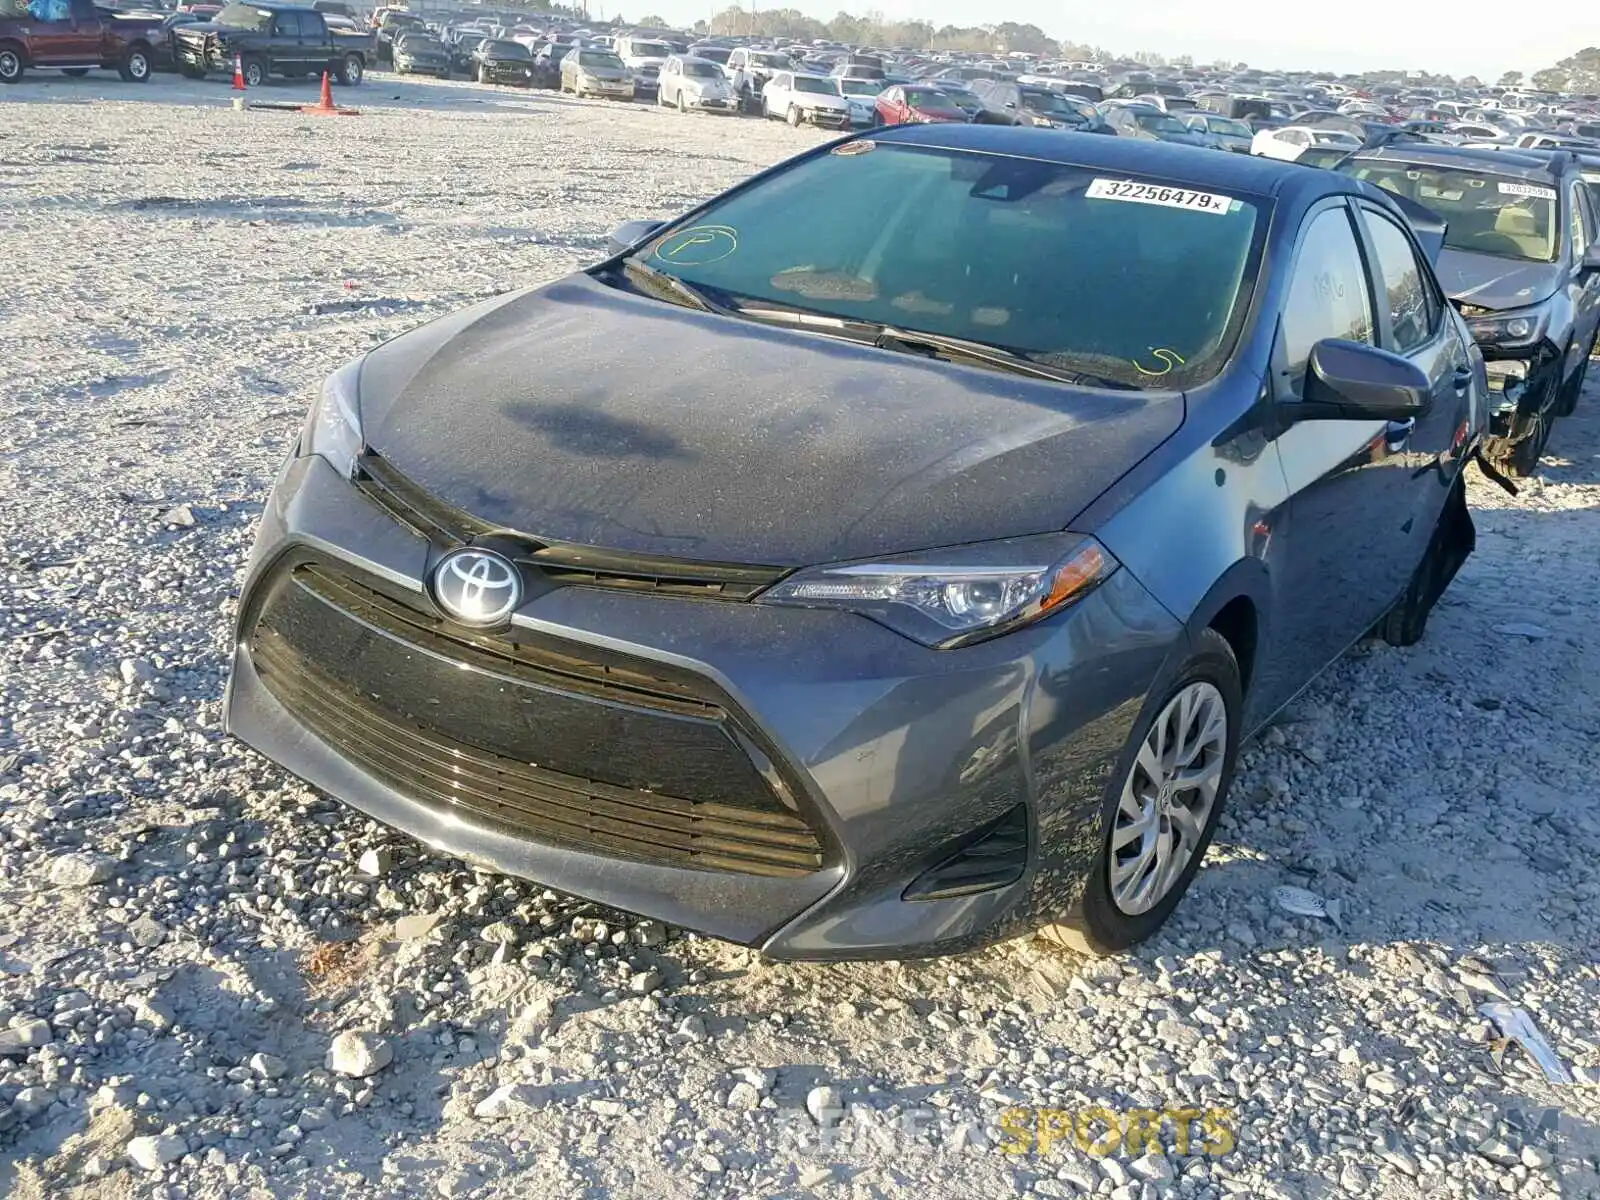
[299, 69, 358, 116]
[314, 70, 334, 111]
[232, 53, 246, 91]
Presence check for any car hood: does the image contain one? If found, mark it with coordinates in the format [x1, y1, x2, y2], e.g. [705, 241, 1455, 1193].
[1435, 248, 1563, 309]
[357, 274, 1183, 567]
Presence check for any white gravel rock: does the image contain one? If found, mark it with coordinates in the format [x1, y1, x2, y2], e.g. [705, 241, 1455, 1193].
[326, 1031, 393, 1078]
[127, 1133, 188, 1171]
[48, 852, 116, 887]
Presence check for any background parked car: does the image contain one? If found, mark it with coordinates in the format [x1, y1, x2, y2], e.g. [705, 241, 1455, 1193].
[1182, 113, 1255, 152]
[614, 34, 672, 101]
[392, 31, 450, 78]
[763, 70, 851, 129]
[1252, 124, 1362, 161]
[1102, 103, 1210, 145]
[1341, 144, 1600, 476]
[561, 47, 634, 100]
[173, 3, 366, 88]
[836, 76, 884, 126]
[0, 0, 164, 84]
[971, 80, 1111, 132]
[470, 37, 532, 87]
[875, 84, 968, 126]
[657, 55, 734, 113]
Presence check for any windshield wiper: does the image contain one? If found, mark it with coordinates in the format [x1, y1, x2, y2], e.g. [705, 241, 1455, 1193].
[618, 258, 728, 315]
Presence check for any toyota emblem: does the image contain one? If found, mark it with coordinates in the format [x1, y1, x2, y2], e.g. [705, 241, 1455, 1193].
[430, 548, 522, 628]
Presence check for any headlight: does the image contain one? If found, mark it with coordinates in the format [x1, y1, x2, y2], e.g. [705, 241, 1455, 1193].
[300, 357, 363, 478]
[1465, 302, 1552, 348]
[759, 534, 1117, 648]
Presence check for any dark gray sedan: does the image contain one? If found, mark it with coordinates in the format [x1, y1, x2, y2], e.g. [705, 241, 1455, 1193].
[226, 129, 1486, 960]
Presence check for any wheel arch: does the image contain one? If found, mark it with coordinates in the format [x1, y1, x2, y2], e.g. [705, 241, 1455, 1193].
[1181, 558, 1271, 700]
[0, 37, 28, 65]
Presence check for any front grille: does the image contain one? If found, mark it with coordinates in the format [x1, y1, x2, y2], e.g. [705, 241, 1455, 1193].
[249, 562, 825, 877]
[354, 450, 786, 601]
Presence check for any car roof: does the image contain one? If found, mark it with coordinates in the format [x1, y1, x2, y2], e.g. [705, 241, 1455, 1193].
[869, 125, 1359, 202]
[1350, 142, 1569, 182]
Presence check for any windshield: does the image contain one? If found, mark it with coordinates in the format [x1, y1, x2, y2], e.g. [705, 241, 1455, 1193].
[578, 50, 622, 68]
[1021, 90, 1084, 119]
[838, 78, 880, 96]
[1348, 163, 1559, 262]
[751, 52, 791, 70]
[681, 61, 722, 78]
[632, 144, 1264, 389]
[629, 41, 671, 57]
[485, 41, 529, 58]
[216, 3, 271, 30]
[904, 88, 953, 109]
[403, 37, 444, 51]
[1135, 112, 1187, 134]
[794, 76, 835, 95]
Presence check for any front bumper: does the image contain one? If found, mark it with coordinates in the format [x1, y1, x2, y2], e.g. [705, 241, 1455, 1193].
[802, 107, 852, 129]
[481, 64, 533, 85]
[682, 92, 735, 111]
[224, 454, 1182, 959]
[396, 59, 450, 76]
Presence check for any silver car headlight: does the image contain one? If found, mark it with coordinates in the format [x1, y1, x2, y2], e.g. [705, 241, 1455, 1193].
[759, 534, 1117, 648]
[1465, 300, 1552, 349]
[300, 357, 363, 478]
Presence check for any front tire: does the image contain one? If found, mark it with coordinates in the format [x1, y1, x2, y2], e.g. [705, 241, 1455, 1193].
[786, 103, 800, 127]
[1038, 628, 1241, 956]
[118, 47, 151, 82]
[677, 89, 687, 114]
[241, 55, 267, 88]
[0, 45, 24, 84]
[336, 54, 362, 86]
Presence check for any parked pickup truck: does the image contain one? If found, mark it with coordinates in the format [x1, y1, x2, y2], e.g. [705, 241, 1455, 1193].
[172, 1, 367, 87]
[0, 0, 165, 84]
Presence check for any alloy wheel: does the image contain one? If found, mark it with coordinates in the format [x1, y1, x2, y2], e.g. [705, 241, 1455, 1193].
[1108, 681, 1228, 915]
[0, 50, 20, 82]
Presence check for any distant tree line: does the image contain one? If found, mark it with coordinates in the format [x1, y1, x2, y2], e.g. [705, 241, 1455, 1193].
[686, 9, 1093, 59]
[1529, 48, 1600, 93]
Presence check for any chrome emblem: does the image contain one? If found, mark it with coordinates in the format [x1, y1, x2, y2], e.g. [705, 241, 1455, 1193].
[430, 548, 522, 627]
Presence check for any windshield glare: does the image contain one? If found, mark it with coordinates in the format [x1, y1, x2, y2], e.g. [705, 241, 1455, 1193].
[1348, 164, 1559, 262]
[636, 145, 1263, 389]
[217, 3, 271, 30]
[1136, 113, 1186, 134]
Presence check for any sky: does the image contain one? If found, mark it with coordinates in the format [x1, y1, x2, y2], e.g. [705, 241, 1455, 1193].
[628, 0, 1582, 81]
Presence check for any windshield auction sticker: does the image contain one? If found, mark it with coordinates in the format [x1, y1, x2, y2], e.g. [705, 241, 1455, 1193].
[1085, 178, 1238, 215]
[1498, 182, 1557, 200]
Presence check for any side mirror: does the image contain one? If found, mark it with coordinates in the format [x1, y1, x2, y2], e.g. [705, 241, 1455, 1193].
[606, 219, 665, 257]
[1298, 338, 1430, 420]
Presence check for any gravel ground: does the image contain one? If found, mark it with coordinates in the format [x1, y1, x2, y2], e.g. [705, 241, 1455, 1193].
[3, 69, 1600, 1200]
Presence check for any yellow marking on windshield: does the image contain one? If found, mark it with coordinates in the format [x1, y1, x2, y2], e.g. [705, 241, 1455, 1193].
[1132, 348, 1186, 377]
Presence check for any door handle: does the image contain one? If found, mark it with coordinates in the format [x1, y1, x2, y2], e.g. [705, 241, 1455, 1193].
[1452, 365, 1473, 392]
[1385, 417, 1415, 451]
